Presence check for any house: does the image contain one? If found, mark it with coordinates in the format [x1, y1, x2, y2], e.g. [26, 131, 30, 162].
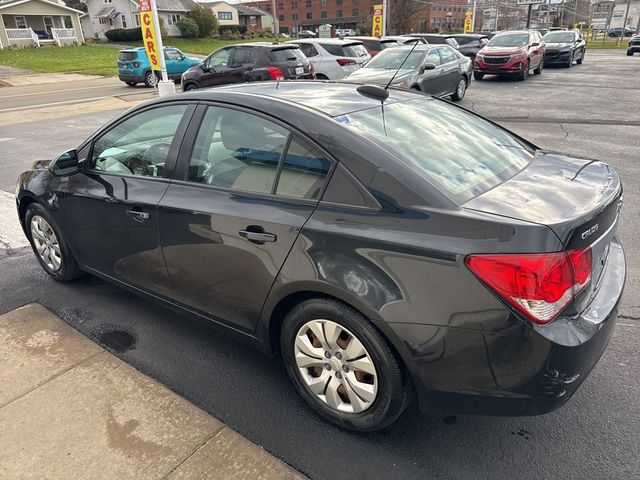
[235, 3, 270, 30]
[0, 0, 84, 48]
[197, 0, 237, 26]
[81, 0, 197, 40]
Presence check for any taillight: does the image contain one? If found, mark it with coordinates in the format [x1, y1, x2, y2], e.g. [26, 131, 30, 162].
[465, 247, 592, 325]
[266, 66, 284, 80]
[133, 62, 141, 68]
[336, 58, 356, 66]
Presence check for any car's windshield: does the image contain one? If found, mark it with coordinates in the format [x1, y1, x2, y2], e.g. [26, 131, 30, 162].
[364, 49, 423, 70]
[335, 98, 535, 202]
[488, 33, 530, 47]
[544, 32, 576, 43]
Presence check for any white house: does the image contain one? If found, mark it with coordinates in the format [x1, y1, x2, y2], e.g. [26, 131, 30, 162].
[197, 0, 237, 26]
[81, 0, 197, 39]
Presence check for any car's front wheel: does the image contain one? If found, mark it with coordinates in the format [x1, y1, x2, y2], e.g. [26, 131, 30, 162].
[281, 298, 412, 432]
[576, 49, 584, 64]
[518, 60, 530, 80]
[451, 77, 467, 101]
[183, 82, 198, 91]
[534, 59, 543, 75]
[25, 203, 83, 282]
[473, 71, 484, 81]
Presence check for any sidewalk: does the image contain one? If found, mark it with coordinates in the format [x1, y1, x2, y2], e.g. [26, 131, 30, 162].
[0, 303, 305, 480]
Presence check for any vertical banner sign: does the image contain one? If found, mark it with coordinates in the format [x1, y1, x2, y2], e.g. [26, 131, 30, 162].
[139, 0, 160, 71]
[372, 4, 384, 38]
[464, 9, 473, 33]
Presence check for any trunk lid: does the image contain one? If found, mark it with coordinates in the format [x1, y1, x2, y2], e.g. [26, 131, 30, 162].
[465, 151, 623, 314]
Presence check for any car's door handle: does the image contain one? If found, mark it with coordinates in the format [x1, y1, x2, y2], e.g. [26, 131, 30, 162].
[239, 228, 277, 244]
[126, 209, 150, 221]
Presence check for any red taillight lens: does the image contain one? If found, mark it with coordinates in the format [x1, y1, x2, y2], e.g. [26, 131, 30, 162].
[465, 248, 592, 325]
[266, 66, 284, 80]
[336, 58, 356, 66]
[133, 62, 141, 68]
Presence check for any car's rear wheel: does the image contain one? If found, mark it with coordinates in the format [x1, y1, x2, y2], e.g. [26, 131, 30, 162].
[534, 59, 543, 75]
[144, 70, 159, 88]
[473, 71, 484, 81]
[25, 203, 83, 282]
[518, 61, 529, 81]
[125, 81, 137, 87]
[451, 77, 467, 101]
[280, 298, 412, 432]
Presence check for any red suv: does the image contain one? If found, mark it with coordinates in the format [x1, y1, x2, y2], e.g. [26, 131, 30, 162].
[474, 30, 545, 81]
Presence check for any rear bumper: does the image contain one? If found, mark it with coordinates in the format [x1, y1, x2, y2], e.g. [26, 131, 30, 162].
[118, 72, 144, 83]
[389, 238, 625, 416]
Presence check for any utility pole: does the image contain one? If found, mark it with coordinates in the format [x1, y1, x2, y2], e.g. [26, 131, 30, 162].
[526, 3, 533, 28]
[619, 0, 631, 44]
[560, 0, 565, 27]
[271, 0, 279, 42]
[382, 0, 388, 35]
[470, 0, 477, 32]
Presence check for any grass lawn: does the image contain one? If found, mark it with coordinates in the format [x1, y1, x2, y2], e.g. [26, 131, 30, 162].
[157, 37, 275, 56]
[0, 45, 119, 76]
[585, 38, 631, 49]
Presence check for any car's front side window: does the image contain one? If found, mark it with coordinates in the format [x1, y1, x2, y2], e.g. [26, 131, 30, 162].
[90, 104, 188, 177]
[424, 49, 441, 66]
[438, 46, 455, 64]
[207, 48, 230, 69]
[165, 49, 182, 61]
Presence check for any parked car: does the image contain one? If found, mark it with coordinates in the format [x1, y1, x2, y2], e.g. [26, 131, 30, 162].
[297, 29, 316, 38]
[118, 47, 200, 87]
[346, 44, 472, 101]
[628, 34, 640, 55]
[475, 30, 497, 39]
[349, 36, 400, 56]
[288, 39, 370, 79]
[608, 27, 636, 38]
[16, 81, 625, 432]
[336, 28, 356, 37]
[535, 28, 550, 37]
[450, 33, 489, 57]
[181, 42, 313, 90]
[383, 35, 422, 45]
[543, 30, 585, 67]
[474, 30, 545, 81]
[403, 33, 460, 49]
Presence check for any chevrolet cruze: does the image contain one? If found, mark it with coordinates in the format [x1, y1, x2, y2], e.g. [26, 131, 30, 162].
[16, 82, 625, 431]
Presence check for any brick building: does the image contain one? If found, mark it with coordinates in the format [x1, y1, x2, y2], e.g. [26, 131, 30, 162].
[243, 0, 470, 35]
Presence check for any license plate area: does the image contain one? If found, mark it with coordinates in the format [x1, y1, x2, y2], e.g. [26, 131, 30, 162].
[295, 67, 304, 75]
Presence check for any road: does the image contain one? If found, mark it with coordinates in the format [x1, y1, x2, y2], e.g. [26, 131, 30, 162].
[1, 50, 639, 480]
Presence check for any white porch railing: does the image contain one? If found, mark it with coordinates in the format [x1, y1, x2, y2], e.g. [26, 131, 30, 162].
[51, 28, 77, 47]
[5, 28, 40, 47]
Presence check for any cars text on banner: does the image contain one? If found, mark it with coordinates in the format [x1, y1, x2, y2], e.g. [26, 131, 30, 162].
[139, 0, 160, 71]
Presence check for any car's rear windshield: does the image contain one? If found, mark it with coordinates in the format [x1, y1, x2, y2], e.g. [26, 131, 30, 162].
[380, 40, 399, 49]
[335, 98, 535, 203]
[268, 47, 306, 62]
[119, 51, 138, 61]
[544, 32, 576, 43]
[488, 33, 530, 47]
[321, 43, 368, 57]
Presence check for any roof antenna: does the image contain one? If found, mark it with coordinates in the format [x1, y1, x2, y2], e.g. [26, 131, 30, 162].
[384, 40, 420, 90]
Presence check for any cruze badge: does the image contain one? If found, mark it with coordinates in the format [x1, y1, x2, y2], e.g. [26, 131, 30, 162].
[581, 224, 599, 240]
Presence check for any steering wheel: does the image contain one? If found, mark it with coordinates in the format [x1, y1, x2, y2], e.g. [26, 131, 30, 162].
[143, 143, 171, 165]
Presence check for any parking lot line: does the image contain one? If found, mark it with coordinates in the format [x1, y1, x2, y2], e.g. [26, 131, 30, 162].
[0, 84, 116, 100]
[0, 96, 110, 113]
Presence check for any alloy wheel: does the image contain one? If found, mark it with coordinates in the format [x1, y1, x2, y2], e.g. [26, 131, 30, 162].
[456, 78, 466, 98]
[294, 319, 378, 413]
[30, 215, 62, 271]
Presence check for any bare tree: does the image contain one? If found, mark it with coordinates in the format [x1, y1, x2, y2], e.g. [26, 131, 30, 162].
[389, 0, 428, 34]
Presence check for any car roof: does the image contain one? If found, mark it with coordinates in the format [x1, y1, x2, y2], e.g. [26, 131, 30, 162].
[177, 81, 417, 117]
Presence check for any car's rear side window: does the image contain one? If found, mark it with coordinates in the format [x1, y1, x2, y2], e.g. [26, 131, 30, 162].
[119, 51, 137, 61]
[321, 43, 367, 57]
[335, 98, 535, 203]
[268, 47, 306, 62]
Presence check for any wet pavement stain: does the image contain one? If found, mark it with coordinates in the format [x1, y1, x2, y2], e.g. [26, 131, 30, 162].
[511, 428, 531, 440]
[91, 325, 138, 353]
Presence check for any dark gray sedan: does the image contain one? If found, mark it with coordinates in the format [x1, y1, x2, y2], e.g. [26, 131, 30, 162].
[346, 44, 472, 101]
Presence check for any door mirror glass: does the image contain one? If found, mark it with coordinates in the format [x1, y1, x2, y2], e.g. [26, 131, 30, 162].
[52, 149, 79, 176]
[422, 63, 437, 71]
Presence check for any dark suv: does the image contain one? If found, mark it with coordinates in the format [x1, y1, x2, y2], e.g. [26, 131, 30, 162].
[403, 33, 460, 49]
[628, 35, 640, 55]
[181, 42, 313, 90]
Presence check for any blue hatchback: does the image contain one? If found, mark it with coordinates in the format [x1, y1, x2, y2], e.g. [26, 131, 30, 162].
[117, 47, 201, 87]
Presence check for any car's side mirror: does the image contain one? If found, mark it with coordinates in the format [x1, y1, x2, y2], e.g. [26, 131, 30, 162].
[420, 64, 436, 74]
[51, 149, 79, 176]
[531, 42, 540, 47]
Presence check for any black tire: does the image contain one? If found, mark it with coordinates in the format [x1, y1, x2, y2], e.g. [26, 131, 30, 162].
[143, 70, 159, 88]
[534, 59, 543, 75]
[280, 298, 413, 432]
[315, 73, 329, 80]
[450, 76, 467, 101]
[183, 82, 198, 91]
[576, 49, 584, 64]
[518, 61, 529, 81]
[627, 50, 633, 56]
[565, 53, 573, 68]
[125, 81, 137, 86]
[25, 203, 84, 282]
[411, 85, 421, 92]
[473, 71, 484, 81]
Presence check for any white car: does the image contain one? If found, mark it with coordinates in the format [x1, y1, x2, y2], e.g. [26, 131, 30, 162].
[336, 28, 356, 37]
[287, 39, 371, 80]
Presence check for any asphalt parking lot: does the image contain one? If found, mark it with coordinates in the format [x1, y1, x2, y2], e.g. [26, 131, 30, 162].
[1, 50, 639, 479]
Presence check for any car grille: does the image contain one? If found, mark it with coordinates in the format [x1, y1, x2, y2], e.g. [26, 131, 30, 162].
[484, 56, 510, 64]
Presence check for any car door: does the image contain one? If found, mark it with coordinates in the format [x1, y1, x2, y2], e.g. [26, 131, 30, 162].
[437, 46, 461, 95]
[226, 46, 255, 83]
[61, 102, 196, 297]
[418, 48, 445, 95]
[200, 47, 233, 87]
[157, 104, 333, 332]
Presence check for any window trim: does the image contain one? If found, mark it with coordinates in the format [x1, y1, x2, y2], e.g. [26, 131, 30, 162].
[174, 102, 337, 203]
[83, 102, 197, 181]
